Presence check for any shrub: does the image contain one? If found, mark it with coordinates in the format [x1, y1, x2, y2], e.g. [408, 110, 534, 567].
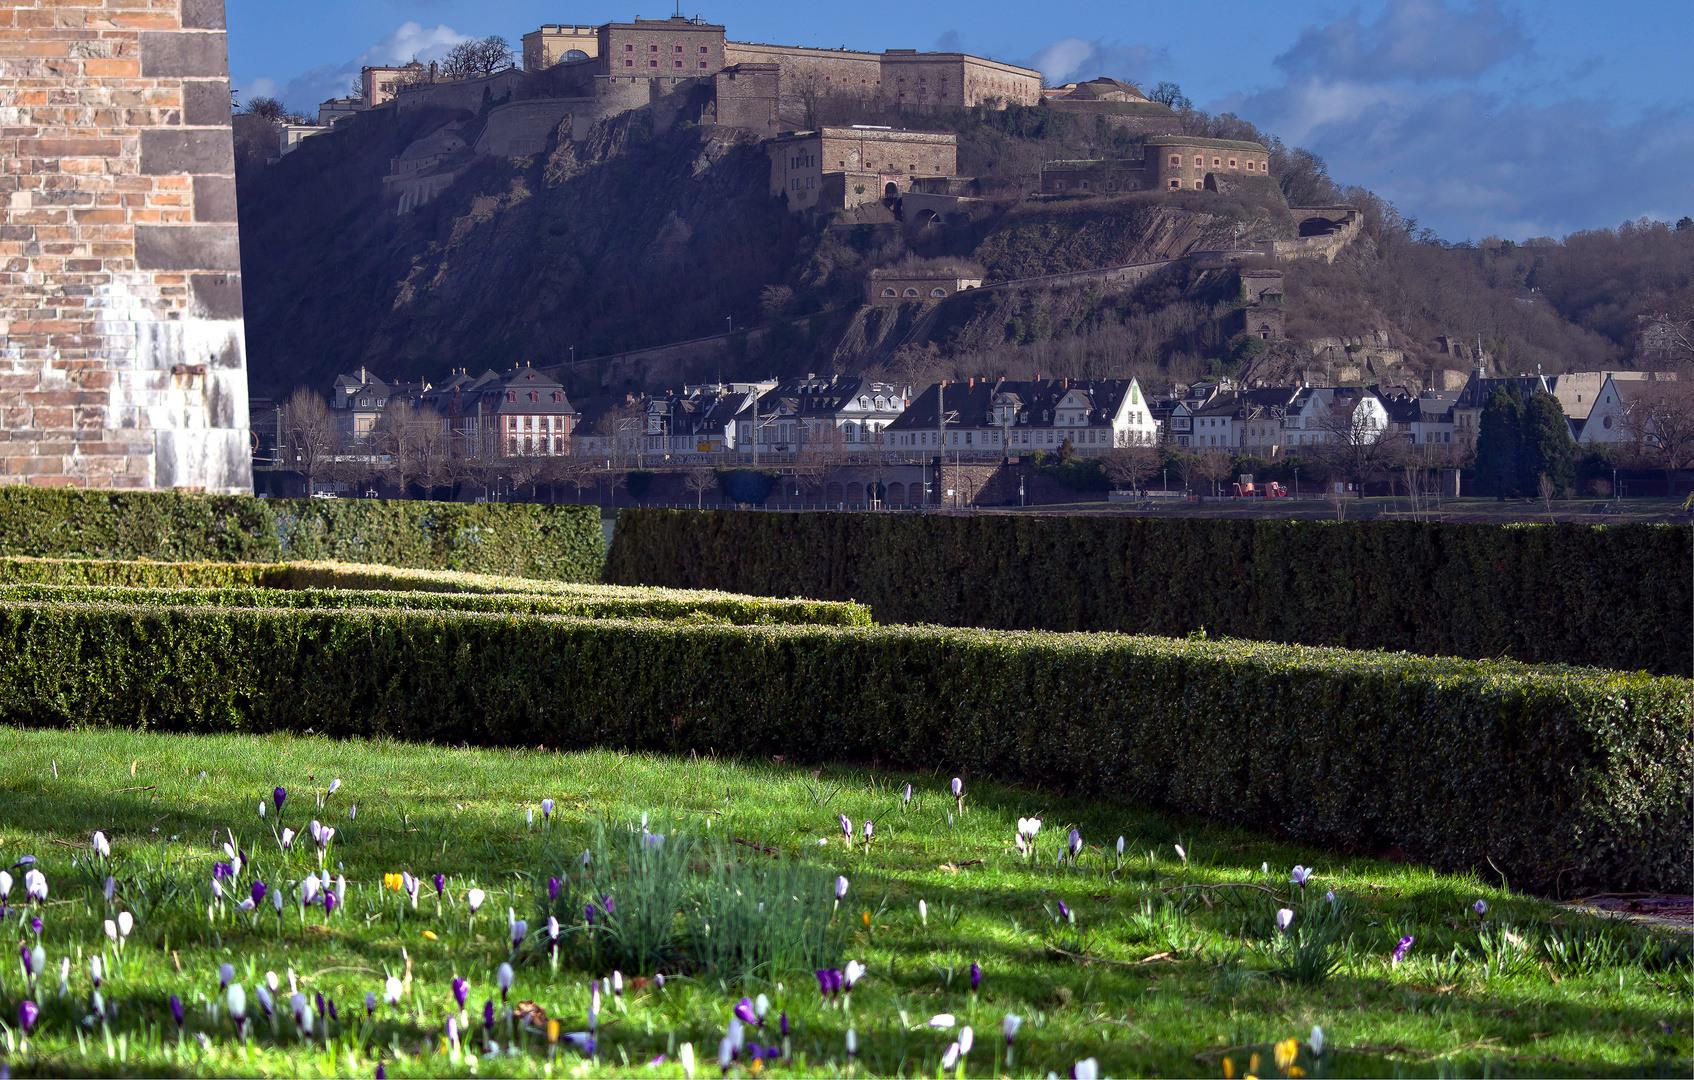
[0, 582, 871, 627]
[0, 488, 604, 582]
[0, 600, 1684, 895]
[604, 511, 1693, 675]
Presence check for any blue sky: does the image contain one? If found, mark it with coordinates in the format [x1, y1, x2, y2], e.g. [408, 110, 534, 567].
[227, 0, 1693, 242]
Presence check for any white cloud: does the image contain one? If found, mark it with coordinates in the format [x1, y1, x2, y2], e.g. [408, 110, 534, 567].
[1220, 0, 1694, 239]
[235, 21, 470, 112]
[1029, 38, 1167, 88]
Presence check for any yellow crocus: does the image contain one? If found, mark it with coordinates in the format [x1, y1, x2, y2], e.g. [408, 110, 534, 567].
[1274, 1038, 1299, 1074]
[421, 929, 438, 940]
[547, 1019, 560, 1044]
[1222, 1056, 1235, 1078]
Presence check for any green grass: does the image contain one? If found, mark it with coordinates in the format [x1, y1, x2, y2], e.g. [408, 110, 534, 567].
[0, 728, 1686, 1078]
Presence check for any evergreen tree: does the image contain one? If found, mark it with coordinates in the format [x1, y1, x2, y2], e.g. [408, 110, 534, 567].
[1473, 382, 1524, 499]
[1520, 391, 1577, 495]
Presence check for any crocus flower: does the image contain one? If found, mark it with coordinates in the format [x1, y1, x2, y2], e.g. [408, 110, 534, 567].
[547, 916, 560, 942]
[24, 869, 47, 901]
[1073, 1057, 1100, 1079]
[323, 890, 338, 916]
[365, 991, 377, 1017]
[0, 870, 10, 898]
[960, 1026, 974, 1056]
[642, 831, 665, 850]
[844, 960, 865, 989]
[754, 993, 768, 1020]
[1473, 899, 1489, 916]
[1391, 935, 1414, 965]
[548, 876, 561, 904]
[328, 779, 341, 796]
[527, 809, 534, 828]
[104, 876, 116, 903]
[903, 783, 912, 807]
[281, 828, 295, 850]
[929, 1013, 956, 1028]
[840, 815, 853, 842]
[1276, 908, 1295, 932]
[589, 981, 601, 1028]
[272, 889, 283, 915]
[92, 831, 110, 858]
[117, 911, 133, 939]
[779, 1012, 789, 1037]
[259, 801, 267, 819]
[718, 1035, 736, 1070]
[1311, 1025, 1325, 1056]
[919, 899, 928, 925]
[384, 976, 403, 1006]
[19, 944, 33, 976]
[211, 879, 224, 901]
[18, 999, 38, 1032]
[452, 976, 469, 1009]
[1290, 865, 1313, 885]
[91, 955, 103, 988]
[497, 962, 513, 1000]
[1004, 1013, 1022, 1042]
[434, 873, 445, 897]
[1056, 900, 1071, 922]
[846, 1029, 857, 1056]
[171, 993, 184, 1028]
[238, 898, 256, 912]
[213, 861, 233, 881]
[349, 805, 357, 821]
[105, 919, 118, 943]
[734, 997, 759, 1027]
[1116, 835, 1125, 857]
[256, 985, 274, 1016]
[1174, 843, 1187, 863]
[467, 888, 485, 913]
[1068, 828, 1083, 857]
[250, 879, 267, 905]
[815, 968, 841, 998]
[1326, 889, 1337, 905]
[835, 876, 849, 900]
[585, 903, 596, 926]
[220, 962, 235, 990]
[942, 1042, 961, 1070]
[602, 894, 615, 915]
[227, 983, 248, 1027]
[274, 787, 287, 810]
[970, 961, 982, 992]
[541, 799, 554, 821]
[511, 920, 527, 948]
[302, 875, 321, 906]
[864, 820, 874, 842]
[11, 856, 35, 868]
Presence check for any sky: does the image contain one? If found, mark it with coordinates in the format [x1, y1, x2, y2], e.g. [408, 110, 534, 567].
[226, 0, 1694, 243]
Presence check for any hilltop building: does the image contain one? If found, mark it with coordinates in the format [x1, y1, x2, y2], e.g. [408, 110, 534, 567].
[1041, 137, 1272, 195]
[521, 25, 600, 70]
[767, 126, 958, 212]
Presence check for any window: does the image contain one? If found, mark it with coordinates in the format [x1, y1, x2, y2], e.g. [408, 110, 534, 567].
[1229, 158, 1237, 168]
[507, 391, 516, 402]
[930, 288, 946, 298]
[529, 391, 539, 403]
[1169, 179, 1180, 189]
[1246, 161, 1254, 171]
[648, 44, 659, 52]
[624, 58, 633, 67]
[624, 43, 633, 51]
[1195, 156, 1203, 167]
[699, 45, 709, 53]
[674, 60, 683, 68]
[649, 59, 658, 67]
[903, 288, 918, 297]
[698, 60, 707, 68]
[673, 45, 683, 52]
[881, 288, 896, 297]
[1169, 155, 1180, 166]
[553, 392, 562, 403]
[1196, 180, 1204, 189]
[1213, 157, 1221, 167]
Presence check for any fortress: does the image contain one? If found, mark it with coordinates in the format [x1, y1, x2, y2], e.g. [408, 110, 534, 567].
[0, 0, 250, 492]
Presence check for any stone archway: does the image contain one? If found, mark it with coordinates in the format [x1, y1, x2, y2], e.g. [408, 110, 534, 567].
[826, 481, 845, 504]
[846, 481, 865, 504]
[887, 481, 905, 505]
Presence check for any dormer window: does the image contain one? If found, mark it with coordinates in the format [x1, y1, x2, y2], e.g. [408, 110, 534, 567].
[529, 391, 540, 403]
[507, 391, 516, 402]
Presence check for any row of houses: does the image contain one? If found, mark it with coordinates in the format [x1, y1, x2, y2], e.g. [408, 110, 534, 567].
[309, 364, 1677, 466]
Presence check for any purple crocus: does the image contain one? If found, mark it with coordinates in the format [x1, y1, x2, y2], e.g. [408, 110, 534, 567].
[316, 991, 326, 1019]
[212, 861, 232, 881]
[585, 903, 596, 926]
[780, 1012, 789, 1037]
[1068, 829, 1083, 857]
[816, 968, 843, 999]
[1056, 900, 1071, 921]
[840, 814, 853, 842]
[251, 880, 267, 905]
[864, 820, 874, 842]
[1391, 935, 1414, 966]
[328, 998, 338, 1022]
[483, 998, 495, 1033]
[951, 777, 963, 798]
[434, 873, 445, 897]
[903, 784, 912, 807]
[836, 876, 849, 900]
[273, 787, 287, 811]
[970, 962, 982, 992]
[602, 894, 615, 915]
[18, 999, 38, 1032]
[541, 799, 554, 821]
[323, 890, 338, 916]
[171, 993, 184, 1028]
[548, 876, 561, 904]
[735, 996, 760, 1027]
[20, 944, 33, 975]
[220, 962, 235, 990]
[1473, 899, 1489, 916]
[511, 919, 528, 948]
[365, 992, 376, 1017]
[453, 976, 469, 1008]
[376, 1065, 386, 1080]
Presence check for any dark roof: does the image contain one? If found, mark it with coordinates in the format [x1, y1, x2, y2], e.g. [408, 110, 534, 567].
[886, 379, 1137, 431]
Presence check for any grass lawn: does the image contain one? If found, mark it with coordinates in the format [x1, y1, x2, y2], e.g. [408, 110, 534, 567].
[0, 727, 1686, 1078]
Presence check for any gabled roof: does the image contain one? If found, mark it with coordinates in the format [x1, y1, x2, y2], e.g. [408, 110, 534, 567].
[886, 379, 1138, 431]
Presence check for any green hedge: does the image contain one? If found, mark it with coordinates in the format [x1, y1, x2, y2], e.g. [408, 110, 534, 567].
[605, 511, 1694, 675]
[0, 600, 1686, 894]
[0, 583, 869, 626]
[0, 488, 604, 582]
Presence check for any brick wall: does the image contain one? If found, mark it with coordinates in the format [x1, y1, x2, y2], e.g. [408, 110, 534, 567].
[0, 0, 250, 492]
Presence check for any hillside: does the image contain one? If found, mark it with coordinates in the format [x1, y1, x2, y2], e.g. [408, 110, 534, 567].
[236, 100, 1694, 399]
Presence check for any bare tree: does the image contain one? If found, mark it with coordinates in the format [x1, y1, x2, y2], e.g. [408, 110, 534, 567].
[1102, 446, 1160, 494]
[1313, 390, 1394, 498]
[682, 467, 718, 509]
[793, 421, 845, 503]
[442, 36, 514, 79]
[281, 387, 337, 494]
[1621, 382, 1694, 494]
[1191, 451, 1231, 497]
[551, 456, 599, 505]
[373, 400, 420, 498]
[409, 406, 452, 500]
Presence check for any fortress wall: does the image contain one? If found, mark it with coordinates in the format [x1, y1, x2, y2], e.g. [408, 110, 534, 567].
[475, 99, 576, 157]
[712, 64, 779, 138]
[0, 0, 250, 492]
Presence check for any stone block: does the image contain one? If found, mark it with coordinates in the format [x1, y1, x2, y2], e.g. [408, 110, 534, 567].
[189, 272, 242, 318]
[140, 129, 234, 175]
[182, 78, 231, 125]
[192, 175, 236, 221]
[180, 0, 227, 31]
[133, 224, 240, 270]
[139, 31, 228, 79]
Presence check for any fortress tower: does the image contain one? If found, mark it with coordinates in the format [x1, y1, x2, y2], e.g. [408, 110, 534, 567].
[1, 0, 250, 492]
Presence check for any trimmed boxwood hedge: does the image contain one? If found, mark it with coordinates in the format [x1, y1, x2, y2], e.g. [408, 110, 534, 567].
[0, 488, 604, 582]
[0, 583, 870, 626]
[605, 510, 1694, 675]
[0, 599, 1685, 894]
